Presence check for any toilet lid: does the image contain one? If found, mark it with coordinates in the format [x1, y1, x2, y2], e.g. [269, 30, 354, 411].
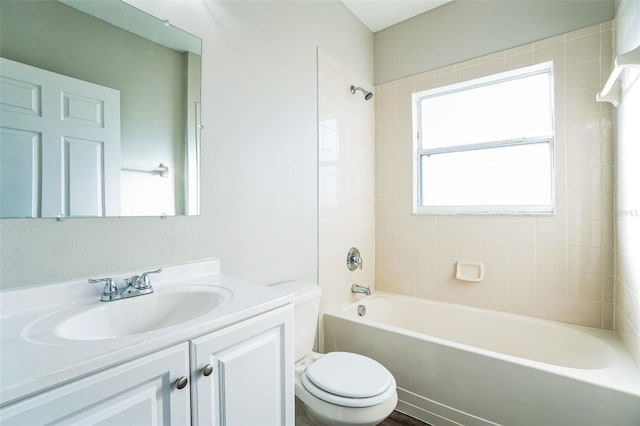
[301, 370, 396, 408]
[304, 352, 393, 399]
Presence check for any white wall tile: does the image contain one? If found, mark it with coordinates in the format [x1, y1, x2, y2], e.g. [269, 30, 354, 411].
[508, 217, 536, 242]
[396, 214, 417, 257]
[456, 64, 481, 82]
[416, 257, 437, 299]
[375, 22, 615, 331]
[508, 287, 537, 317]
[566, 88, 602, 116]
[508, 267, 536, 292]
[506, 51, 534, 69]
[482, 285, 508, 312]
[534, 42, 565, 68]
[437, 238, 459, 263]
[567, 246, 601, 274]
[379, 254, 399, 293]
[437, 216, 459, 240]
[481, 215, 506, 237]
[434, 261, 460, 303]
[537, 268, 568, 297]
[483, 241, 508, 266]
[397, 256, 417, 296]
[376, 123, 396, 146]
[536, 243, 567, 270]
[566, 33, 600, 65]
[536, 216, 567, 245]
[566, 60, 601, 91]
[483, 264, 508, 289]
[417, 217, 437, 258]
[434, 71, 457, 87]
[414, 75, 436, 92]
[318, 51, 375, 312]
[459, 217, 483, 260]
[568, 272, 602, 300]
[508, 240, 536, 267]
[479, 58, 507, 77]
[376, 104, 396, 126]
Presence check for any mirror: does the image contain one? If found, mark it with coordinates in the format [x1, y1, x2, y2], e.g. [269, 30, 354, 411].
[0, 0, 202, 218]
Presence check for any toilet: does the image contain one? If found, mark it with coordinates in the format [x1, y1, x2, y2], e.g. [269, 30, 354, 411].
[269, 281, 397, 426]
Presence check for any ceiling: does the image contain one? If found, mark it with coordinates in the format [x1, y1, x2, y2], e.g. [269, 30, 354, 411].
[341, 0, 453, 33]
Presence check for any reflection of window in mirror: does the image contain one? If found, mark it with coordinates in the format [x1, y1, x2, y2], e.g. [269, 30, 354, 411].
[0, 0, 202, 218]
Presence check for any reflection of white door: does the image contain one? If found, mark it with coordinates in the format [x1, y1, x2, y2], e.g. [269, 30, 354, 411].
[0, 57, 120, 217]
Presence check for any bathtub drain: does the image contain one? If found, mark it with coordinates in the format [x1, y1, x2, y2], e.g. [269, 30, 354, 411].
[357, 304, 366, 316]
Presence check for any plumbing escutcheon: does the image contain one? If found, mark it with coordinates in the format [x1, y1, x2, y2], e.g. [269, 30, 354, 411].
[346, 247, 363, 271]
[357, 304, 366, 316]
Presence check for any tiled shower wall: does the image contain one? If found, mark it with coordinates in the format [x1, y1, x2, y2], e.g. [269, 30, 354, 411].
[318, 51, 375, 348]
[374, 22, 615, 329]
[614, 0, 640, 366]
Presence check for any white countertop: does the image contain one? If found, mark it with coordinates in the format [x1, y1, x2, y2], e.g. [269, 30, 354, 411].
[0, 259, 292, 405]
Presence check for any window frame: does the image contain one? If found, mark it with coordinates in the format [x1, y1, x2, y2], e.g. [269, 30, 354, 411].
[412, 61, 556, 215]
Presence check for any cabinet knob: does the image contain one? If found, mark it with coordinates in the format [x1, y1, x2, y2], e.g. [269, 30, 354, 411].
[175, 376, 188, 390]
[202, 364, 214, 377]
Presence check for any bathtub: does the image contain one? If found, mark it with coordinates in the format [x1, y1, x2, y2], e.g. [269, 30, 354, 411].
[323, 292, 640, 426]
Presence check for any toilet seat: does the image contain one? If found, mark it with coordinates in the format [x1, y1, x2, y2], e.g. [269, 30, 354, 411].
[300, 352, 396, 408]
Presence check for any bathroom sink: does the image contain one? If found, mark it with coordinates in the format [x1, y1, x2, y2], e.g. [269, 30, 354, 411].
[30, 286, 232, 341]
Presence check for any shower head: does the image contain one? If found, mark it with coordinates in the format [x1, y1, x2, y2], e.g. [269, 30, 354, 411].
[350, 85, 373, 101]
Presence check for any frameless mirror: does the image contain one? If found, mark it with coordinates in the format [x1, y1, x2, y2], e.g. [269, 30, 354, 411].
[0, 0, 202, 218]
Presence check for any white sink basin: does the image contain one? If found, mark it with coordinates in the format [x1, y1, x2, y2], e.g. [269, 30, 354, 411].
[27, 286, 232, 341]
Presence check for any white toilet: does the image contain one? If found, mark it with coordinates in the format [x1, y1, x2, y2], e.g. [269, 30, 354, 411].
[270, 281, 397, 426]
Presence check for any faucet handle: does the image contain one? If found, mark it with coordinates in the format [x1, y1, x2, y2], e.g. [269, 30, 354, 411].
[140, 268, 162, 288]
[347, 247, 363, 271]
[127, 275, 141, 288]
[88, 277, 118, 300]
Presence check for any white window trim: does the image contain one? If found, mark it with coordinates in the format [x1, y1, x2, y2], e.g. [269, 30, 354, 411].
[412, 61, 556, 215]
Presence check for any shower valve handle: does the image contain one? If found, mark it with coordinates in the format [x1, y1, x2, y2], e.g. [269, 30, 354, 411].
[347, 247, 363, 271]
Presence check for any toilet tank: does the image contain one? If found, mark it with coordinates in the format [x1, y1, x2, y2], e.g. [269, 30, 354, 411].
[269, 281, 321, 361]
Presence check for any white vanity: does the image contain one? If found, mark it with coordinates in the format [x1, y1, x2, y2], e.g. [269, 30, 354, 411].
[0, 259, 294, 425]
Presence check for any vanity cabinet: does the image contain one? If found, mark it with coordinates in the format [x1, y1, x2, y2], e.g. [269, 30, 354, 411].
[191, 305, 294, 426]
[0, 343, 191, 425]
[0, 305, 293, 426]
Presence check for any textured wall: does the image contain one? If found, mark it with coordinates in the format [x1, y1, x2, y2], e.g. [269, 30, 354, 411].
[0, 0, 373, 290]
[375, 23, 615, 329]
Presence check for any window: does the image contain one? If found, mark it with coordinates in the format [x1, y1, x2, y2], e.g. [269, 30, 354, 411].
[413, 62, 555, 214]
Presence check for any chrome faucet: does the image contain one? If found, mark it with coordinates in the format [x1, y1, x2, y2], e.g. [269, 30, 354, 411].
[89, 268, 162, 302]
[351, 283, 371, 296]
[88, 277, 120, 302]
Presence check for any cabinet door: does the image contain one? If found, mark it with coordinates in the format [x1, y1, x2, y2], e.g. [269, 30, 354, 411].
[0, 343, 190, 426]
[191, 306, 294, 426]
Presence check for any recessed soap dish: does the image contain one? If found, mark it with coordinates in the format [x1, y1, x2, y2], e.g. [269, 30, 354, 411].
[456, 261, 484, 282]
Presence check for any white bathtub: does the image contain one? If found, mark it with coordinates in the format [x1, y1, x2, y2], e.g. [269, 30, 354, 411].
[323, 293, 640, 426]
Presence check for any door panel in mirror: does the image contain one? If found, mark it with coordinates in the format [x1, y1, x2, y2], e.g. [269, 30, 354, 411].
[0, 0, 202, 218]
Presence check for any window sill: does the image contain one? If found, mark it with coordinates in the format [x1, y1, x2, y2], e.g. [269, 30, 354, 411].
[413, 206, 555, 216]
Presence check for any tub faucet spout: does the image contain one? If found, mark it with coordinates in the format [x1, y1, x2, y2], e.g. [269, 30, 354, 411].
[351, 283, 371, 295]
